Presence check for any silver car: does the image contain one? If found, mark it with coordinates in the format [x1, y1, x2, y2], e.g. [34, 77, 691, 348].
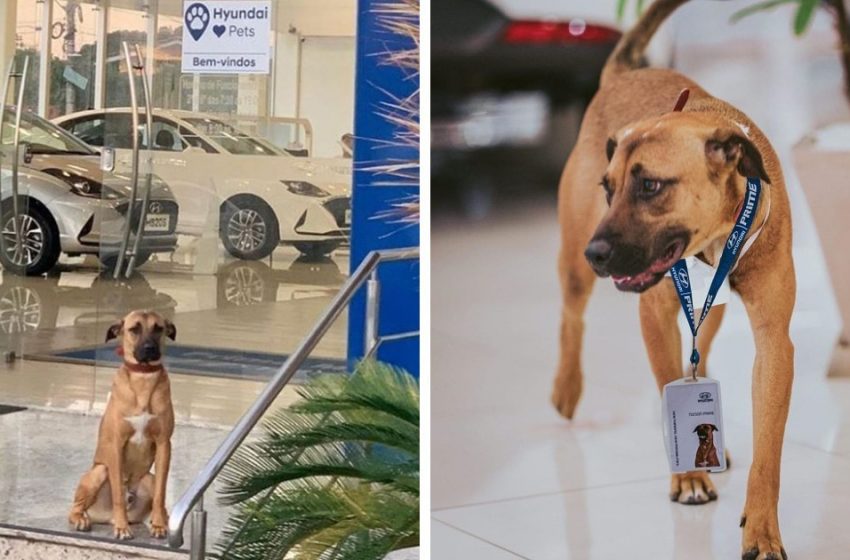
[1, 109, 179, 275]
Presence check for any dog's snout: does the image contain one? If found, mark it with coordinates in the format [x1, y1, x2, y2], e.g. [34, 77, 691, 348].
[136, 339, 161, 362]
[585, 239, 614, 268]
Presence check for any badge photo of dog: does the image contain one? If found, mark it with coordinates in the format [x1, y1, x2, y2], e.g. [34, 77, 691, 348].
[551, 1, 794, 559]
[693, 423, 720, 469]
[68, 310, 176, 540]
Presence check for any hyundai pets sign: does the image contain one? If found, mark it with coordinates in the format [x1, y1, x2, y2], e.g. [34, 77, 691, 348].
[181, 1, 271, 74]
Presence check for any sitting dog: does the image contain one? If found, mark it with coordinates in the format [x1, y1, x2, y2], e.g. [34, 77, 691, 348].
[551, 1, 794, 558]
[693, 424, 720, 468]
[68, 310, 176, 540]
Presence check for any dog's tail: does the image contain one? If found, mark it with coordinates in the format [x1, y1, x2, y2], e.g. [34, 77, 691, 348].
[601, 0, 692, 84]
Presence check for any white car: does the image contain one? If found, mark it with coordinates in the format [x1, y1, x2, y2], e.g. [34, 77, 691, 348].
[54, 109, 352, 260]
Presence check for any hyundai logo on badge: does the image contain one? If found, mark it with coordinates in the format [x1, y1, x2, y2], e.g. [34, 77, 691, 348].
[185, 3, 210, 41]
[698, 391, 714, 403]
[727, 230, 740, 250]
[677, 268, 689, 288]
[149, 202, 162, 214]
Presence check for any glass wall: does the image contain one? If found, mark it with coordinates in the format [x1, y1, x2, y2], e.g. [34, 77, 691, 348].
[0, 0, 358, 425]
[0, 0, 359, 547]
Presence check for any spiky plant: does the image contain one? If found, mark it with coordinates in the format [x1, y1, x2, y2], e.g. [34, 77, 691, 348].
[213, 361, 419, 560]
[365, 0, 420, 226]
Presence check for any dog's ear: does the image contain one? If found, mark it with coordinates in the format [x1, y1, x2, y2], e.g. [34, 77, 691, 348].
[164, 320, 177, 341]
[693, 426, 699, 433]
[705, 128, 771, 183]
[105, 320, 123, 342]
[605, 137, 617, 162]
[710, 424, 718, 432]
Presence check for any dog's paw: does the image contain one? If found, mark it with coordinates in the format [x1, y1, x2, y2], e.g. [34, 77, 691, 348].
[740, 511, 786, 560]
[69, 511, 91, 532]
[551, 372, 582, 419]
[113, 523, 134, 540]
[150, 523, 167, 539]
[150, 508, 169, 539]
[669, 471, 717, 505]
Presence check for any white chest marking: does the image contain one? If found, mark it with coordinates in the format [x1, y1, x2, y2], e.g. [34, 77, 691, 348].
[125, 412, 155, 445]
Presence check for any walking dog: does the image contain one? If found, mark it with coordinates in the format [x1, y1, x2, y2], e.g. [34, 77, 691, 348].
[551, 1, 794, 558]
[68, 310, 176, 540]
[694, 424, 720, 468]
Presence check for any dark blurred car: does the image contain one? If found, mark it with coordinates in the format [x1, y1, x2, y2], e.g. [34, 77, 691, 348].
[433, 0, 671, 215]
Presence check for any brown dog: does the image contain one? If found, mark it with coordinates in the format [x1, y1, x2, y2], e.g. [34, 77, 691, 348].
[552, 1, 794, 558]
[68, 310, 176, 540]
[693, 424, 720, 468]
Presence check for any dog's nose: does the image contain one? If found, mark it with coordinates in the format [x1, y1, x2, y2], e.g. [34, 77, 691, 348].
[138, 341, 159, 361]
[585, 239, 614, 268]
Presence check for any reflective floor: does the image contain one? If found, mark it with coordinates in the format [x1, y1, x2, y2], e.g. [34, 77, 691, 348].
[433, 196, 850, 559]
[0, 243, 349, 547]
[0, 243, 349, 426]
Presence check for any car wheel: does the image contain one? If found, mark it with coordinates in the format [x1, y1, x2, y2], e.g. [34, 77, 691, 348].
[0, 283, 42, 333]
[220, 198, 280, 260]
[0, 204, 60, 276]
[99, 251, 152, 274]
[293, 241, 342, 260]
[216, 260, 276, 307]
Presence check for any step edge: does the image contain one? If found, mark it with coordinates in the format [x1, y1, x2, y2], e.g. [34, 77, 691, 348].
[0, 523, 189, 559]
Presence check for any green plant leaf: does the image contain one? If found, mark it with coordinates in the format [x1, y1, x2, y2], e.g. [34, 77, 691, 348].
[636, 0, 646, 17]
[730, 0, 799, 24]
[794, 0, 818, 35]
[214, 361, 420, 559]
[616, 0, 628, 22]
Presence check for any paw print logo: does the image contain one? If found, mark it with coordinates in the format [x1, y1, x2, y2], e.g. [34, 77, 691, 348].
[185, 3, 210, 41]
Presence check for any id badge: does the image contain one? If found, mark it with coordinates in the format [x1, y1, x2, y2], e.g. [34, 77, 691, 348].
[662, 377, 727, 473]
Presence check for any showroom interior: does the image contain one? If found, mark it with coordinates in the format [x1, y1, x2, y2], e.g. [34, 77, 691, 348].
[0, 0, 415, 555]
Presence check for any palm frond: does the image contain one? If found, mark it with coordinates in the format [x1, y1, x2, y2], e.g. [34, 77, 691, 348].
[214, 361, 420, 560]
[293, 361, 419, 426]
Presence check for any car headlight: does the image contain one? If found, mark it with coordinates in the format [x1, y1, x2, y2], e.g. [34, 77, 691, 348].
[282, 180, 329, 197]
[43, 169, 120, 200]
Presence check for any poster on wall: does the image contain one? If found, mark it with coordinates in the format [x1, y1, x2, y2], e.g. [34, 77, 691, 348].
[181, 0, 271, 74]
[179, 75, 239, 112]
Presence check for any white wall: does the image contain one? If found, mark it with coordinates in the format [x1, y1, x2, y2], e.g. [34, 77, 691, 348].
[0, 1, 17, 68]
[272, 0, 356, 157]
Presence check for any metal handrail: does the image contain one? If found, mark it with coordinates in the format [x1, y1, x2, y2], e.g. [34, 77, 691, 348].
[9, 58, 28, 265]
[114, 41, 154, 278]
[126, 43, 155, 277]
[168, 246, 419, 553]
[113, 42, 141, 278]
[0, 57, 29, 268]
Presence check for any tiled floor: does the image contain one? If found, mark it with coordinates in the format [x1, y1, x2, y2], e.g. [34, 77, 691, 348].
[0, 246, 348, 426]
[0, 408, 232, 547]
[0, 245, 350, 549]
[432, 196, 850, 559]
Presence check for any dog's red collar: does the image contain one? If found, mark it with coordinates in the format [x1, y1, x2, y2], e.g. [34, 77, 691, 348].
[115, 346, 163, 374]
[123, 361, 163, 374]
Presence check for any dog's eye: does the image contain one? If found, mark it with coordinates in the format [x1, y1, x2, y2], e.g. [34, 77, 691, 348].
[129, 324, 142, 335]
[599, 177, 613, 205]
[641, 178, 663, 194]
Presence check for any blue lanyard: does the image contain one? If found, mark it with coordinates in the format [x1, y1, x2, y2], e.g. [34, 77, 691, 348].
[669, 177, 761, 378]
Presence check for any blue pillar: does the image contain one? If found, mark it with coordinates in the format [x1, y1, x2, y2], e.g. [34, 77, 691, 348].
[347, 0, 419, 376]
